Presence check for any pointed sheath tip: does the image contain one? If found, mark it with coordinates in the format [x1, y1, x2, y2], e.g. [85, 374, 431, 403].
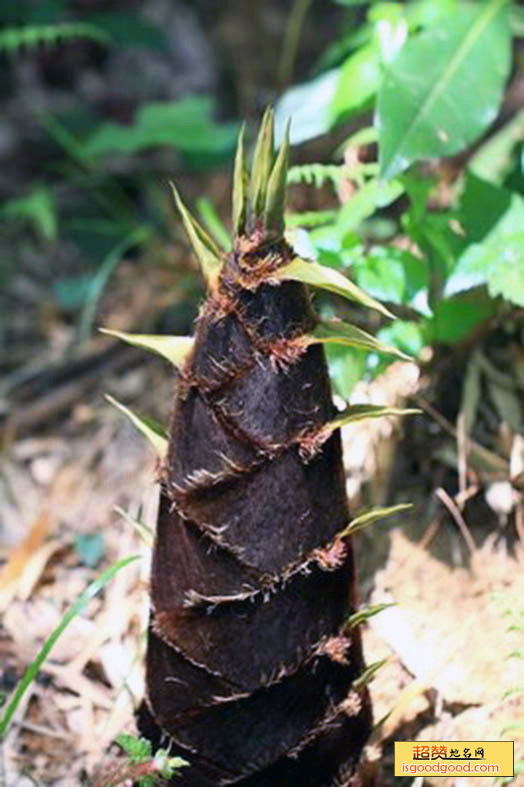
[232, 122, 248, 236]
[169, 181, 223, 286]
[250, 107, 276, 221]
[264, 118, 291, 236]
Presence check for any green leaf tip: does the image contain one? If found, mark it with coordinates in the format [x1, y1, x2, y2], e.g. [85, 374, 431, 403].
[264, 119, 291, 236]
[232, 123, 248, 236]
[250, 106, 275, 220]
[100, 328, 193, 369]
[170, 183, 223, 286]
[275, 258, 396, 319]
[105, 394, 168, 458]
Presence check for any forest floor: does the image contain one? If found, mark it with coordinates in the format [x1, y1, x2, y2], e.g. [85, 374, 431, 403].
[1, 334, 523, 787]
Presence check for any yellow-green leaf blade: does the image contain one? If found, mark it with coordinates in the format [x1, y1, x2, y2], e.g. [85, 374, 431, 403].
[232, 123, 248, 236]
[341, 503, 413, 539]
[250, 107, 275, 219]
[264, 119, 290, 236]
[329, 404, 420, 432]
[306, 320, 412, 360]
[275, 258, 395, 318]
[170, 183, 223, 286]
[100, 328, 193, 368]
[105, 395, 168, 457]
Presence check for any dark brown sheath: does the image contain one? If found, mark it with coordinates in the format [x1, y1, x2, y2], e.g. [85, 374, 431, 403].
[133, 111, 381, 786]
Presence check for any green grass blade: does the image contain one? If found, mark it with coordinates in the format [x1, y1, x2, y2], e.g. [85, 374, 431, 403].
[0, 555, 140, 740]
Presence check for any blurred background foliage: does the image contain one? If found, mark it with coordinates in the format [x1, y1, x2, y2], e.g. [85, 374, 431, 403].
[0, 0, 523, 412]
[1, 4, 523, 782]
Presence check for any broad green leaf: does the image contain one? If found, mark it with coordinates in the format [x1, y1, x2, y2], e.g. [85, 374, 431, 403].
[378, 0, 511, 179]
[105, 395, 168, 457]
[0, 555, 139, 739]
[306, 319, 412, 360]
[275, 257, 395, 318]
[469, 109, 524, 185]
[341, 503, 413, 538]
[331, 43, 381, 121]
[338, 178, 404, 230]
[351, 245, 428, 310]
[3, 186, 57, 239]
[170, 184, 223, 286]
[427, 290, 497, 344]
[275, 69, 340, 146]
[327, 404, 420, 433]
[326, 345, 368, 400]
[82, 96, 238, 159]
[377, 321, 426, 359]
[100, 328, 194, 368]
[446, 173, 524, 307]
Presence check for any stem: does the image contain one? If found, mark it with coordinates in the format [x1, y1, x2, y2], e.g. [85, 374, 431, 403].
[278, 0, 313, 87]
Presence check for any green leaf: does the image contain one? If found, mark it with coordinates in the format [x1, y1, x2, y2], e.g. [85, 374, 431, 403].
[469, 109, 524, 185]
[196, 197, 231, 252]
[0, 555, 139, 740]
[331, 42, 381, 121]
[447, 174, 524, 307]
[306, 319, 412, 360]
[100, 328, 194, 368]
[275, 69, 340, 146]
[377, 321, 426, 359]
[264, 120, 290, 236]
[170, 184, 223, 286]
[78, 228, 150, 342]
[327, 404, 420, 433]
[3, 186, 57, 239]
[105, 395, 168, 457]
[250, 107, 275, 219]
[337, 178, 405, 231]
[326, 345, 368, 399]
[275, 257, 395, 318]
[353, 658, 388, 690]
[378, 0, 511, 179]
[351, 245, 429, 310]
[116, 733, 152, 763]
[82, 96, 238, 159]
[427, 289, 497, 344]
[341, 503, 413, 538]
[232, 123, 247, 236]
[346, 602, 397, 629]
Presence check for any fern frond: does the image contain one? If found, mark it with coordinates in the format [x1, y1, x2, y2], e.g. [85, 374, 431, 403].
[287, 163, 347, 189]
[0, 23, 110, 54]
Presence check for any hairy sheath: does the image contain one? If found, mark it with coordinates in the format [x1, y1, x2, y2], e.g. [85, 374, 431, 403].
[131, 111, 383, 786]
